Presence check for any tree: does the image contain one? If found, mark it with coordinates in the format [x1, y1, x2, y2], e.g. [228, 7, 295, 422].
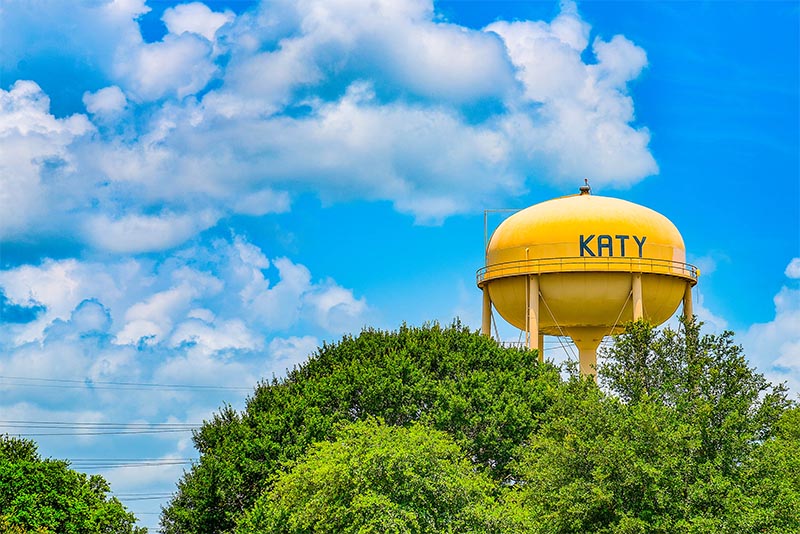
[727, 406, 800, 533]
[235, 418, 516, 533]
[599, 319, 789, 475]
[510, 319, 793, 533]
[0, 435, 145, 534]
[162, 320, 797, 533]
[161, 322, 562, 533]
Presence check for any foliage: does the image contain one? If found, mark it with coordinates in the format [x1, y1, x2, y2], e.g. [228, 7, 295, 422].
[600, 320, 788, 472]
[161, 321, 562, 533]
[235, 418, 515, 533]
[0, 435, 145, 534]
[0, 515, 51, 534]
[727, 406, 800, 533]
[162, 319, 798, 534]
[510, 319, 794, 533]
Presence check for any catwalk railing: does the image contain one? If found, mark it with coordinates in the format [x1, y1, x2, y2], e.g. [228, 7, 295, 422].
[477, 256, 699, 285]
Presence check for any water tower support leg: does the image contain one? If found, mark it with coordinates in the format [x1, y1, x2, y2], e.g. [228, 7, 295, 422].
[527, 275, 540, 353]
[538, 334, 544, 362]
[632, 273, 643, 320]
[683, 283, 693, 322]
[579, 347, 597, 377]
[481, 287, 492, 337]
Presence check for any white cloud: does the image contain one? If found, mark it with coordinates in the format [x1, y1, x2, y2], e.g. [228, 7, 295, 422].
[82, 211, 220, 254]
[268, 335, 319, 372]
[305, 283, 367, 333]
[0, 81, 93, 239]
[103, 452, 190, 491]
[169, 318, 262, 354]
[370, 18, 516, 102]
[162, 2, 234, 41]
[115, 33, 217, 101]
[1, 0, 659, 247]
[785, 257, 800, 279]
[83, 86, 128, 115]
[0, 259, 111, 345]
[689, 253, 727, 277]
[487, 4, 658, 185]
[195, 82, 519, 222]
[742, 260, 800, 396]
[116, 284, 203, 345]
[0, 235, 368, 467]
[486, 18, 588, 103]
[0, 235, 366, 348]
[593, 34, 648, 88]
[0, 403, 106, 444]
[233, 188, 291, 216]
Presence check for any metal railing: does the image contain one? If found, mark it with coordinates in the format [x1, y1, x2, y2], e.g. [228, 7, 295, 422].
[477, 256, 699, 285]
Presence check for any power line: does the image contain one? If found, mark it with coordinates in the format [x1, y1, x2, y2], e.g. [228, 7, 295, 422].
[0, 420, 200, 437]
[0, 420, 198, 427]
[69, 458, 195, 469]
[0, 375, 253, 392]
[111, 493, 175, 501]
[6, 430, 189, 437]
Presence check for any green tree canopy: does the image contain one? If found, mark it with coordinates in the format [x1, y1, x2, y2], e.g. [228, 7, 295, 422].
[0, 435, 145, 534]
[729, 406, 800, 532]
[161, 320, 798, 534]
[236, 418, 514, 534]
[510, 319, 794, 533]
[161, 322, 562, 533]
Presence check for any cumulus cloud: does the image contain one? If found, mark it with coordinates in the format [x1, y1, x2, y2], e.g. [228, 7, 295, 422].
[83, 86, 128, 115]
[0, 235, 368, 465]
[268, 335, 320, 371]
[0, 0, 658, 249]
[487, 5, 657, 185]
[743, 258, 800, 395]
[785, 257, 800, 279]
[0, 236, 365, 346]
[83, 211, 220, 254]
[0, 81, 93, 239]
[115, 33, 217, 101]
[162, 2, 235, 41]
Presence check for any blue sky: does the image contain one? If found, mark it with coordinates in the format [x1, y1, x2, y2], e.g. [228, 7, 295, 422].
[1, 0, 798, 528]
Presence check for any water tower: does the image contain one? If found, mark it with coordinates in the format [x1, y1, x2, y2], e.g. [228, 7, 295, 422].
[477, 184, 698, 376]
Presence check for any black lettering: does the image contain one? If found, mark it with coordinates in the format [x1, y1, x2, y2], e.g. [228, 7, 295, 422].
[597, 235, 613, 257]
[580, 234, 596, 257]
[615, 235, 629, 256]
[633, 235, 647, 257]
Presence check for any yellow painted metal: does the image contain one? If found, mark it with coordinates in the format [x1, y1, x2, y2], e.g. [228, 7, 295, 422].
[632, 273, 644, 320]
[537, 333, 544, 363]
[477, 193, 698, 376]
[683, 283, 694, 320]
[481, 287, 492, 336]
[526, 275, 539, 351]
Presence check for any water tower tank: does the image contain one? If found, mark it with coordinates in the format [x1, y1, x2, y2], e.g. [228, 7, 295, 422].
[477, 186, 698, 376]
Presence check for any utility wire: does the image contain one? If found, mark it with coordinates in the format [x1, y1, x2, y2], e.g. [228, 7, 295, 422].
[111, 493, 175, 501]
[0, 420, 198, 427]
[5, 430, 189, 437]
[0, 375, 252, 392]
[0, 420, 199, 436]
[69, 458, 195, 469]
[118, 496, 171, 501]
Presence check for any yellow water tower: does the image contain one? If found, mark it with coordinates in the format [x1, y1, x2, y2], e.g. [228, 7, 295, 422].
[477, 183, 698, 376]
